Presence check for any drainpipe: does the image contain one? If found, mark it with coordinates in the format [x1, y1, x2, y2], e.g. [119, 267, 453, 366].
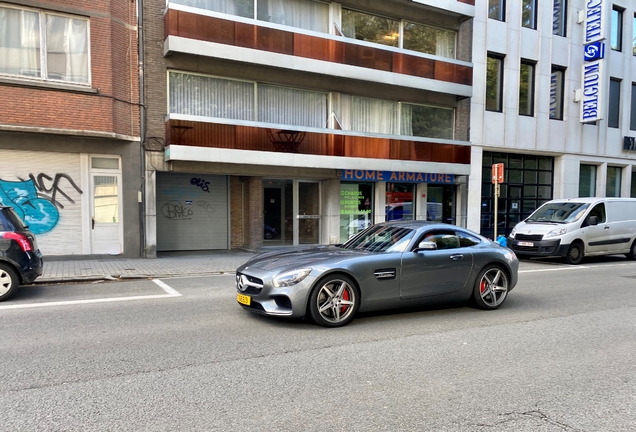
[137, 0, 146, 257]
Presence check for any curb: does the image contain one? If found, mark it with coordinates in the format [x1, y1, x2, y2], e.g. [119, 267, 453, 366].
[34, 271, 238, 284]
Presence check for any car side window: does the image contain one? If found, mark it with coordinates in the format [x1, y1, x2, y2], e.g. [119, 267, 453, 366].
[588, 203, 606, 224]
[419, 230, 460, 250]
[457, 231, 481, 247]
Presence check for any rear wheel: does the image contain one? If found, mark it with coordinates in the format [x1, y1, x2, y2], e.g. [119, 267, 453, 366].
[473, 265, 509, 310]
[308, 274, 359, 328]
[626, 240, 636, 260]
[0, 263, 19, 302]
[565, 242, 584, 265]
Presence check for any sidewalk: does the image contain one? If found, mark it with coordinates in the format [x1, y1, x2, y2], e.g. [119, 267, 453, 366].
[36, 250, 257, 284]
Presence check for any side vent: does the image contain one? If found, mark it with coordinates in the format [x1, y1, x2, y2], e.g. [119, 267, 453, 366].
[374, 268, 396, 280]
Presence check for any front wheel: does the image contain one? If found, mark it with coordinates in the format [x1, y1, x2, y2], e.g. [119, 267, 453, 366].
[473, 266, 509, 310]
[308, 274, 359, 328]
[0, 263, 19, 302]
[565, 242, 584, 265]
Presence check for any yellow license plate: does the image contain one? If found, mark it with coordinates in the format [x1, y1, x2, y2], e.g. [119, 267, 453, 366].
[237, 293, 251, 306]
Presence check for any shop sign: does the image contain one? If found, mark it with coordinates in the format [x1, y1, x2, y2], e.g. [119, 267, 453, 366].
[580, 59, 603, 123]
[583, 0, 605, 45]
[341, 170, 454, 184]
[583, 41, 605, 61]
[624, 136, 636, 151]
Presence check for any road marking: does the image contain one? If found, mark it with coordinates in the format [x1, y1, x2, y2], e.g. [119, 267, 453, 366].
[519, 262, 632, 273]
[0, 279, 181, 310]
[153, 278, 182, 296]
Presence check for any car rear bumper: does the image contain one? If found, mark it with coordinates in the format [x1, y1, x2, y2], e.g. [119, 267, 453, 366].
[19, 252, 43, 284]
[507, 237, 568, 258]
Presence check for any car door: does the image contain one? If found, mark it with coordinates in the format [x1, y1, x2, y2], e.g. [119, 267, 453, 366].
[583, 203, 610, 254]
[399, 230, 474, 299]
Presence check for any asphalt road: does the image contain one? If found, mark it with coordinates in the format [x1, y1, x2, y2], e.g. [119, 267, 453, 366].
[1, 257, 635, 431]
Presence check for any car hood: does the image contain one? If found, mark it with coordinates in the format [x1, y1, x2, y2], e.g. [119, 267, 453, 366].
[514, 221, 569, 235]
[240, 246, 371, 272]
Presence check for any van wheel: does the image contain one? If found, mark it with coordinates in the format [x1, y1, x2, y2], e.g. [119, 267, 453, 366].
[0, 263, 19, 301]
[627, 240, 636, 260]
[565, 242, 584, 265]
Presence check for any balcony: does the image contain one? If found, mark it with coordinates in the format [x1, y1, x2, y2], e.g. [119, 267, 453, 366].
[166, 119, 471, 166]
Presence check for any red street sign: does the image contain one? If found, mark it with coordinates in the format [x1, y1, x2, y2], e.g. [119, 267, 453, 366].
[492, 163, 504, 184]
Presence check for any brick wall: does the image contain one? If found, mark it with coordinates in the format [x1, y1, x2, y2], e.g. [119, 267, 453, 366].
[229, 176, 244, 248]
[0, 0, 140, 137]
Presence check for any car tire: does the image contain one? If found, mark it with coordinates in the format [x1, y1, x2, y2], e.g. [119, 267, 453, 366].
[264, 231, 273, 240]
[308, 274, 360, 328]
[473, 265, 509, 310]
[626, 240, 636, 260]
[565, 242, 584, 265]
[0, 262, 19, 302]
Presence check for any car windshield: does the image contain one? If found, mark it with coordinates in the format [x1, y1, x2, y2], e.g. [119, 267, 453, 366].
[526, 202, 590, 224]
[341, 225, 415, 252]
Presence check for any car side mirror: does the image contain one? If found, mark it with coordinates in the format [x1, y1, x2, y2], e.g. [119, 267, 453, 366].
[587, 215, 598, 226]
[414, 240, 437, 253]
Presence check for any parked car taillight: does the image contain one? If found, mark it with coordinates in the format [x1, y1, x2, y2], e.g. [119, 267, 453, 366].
[2, 232, 33, 252]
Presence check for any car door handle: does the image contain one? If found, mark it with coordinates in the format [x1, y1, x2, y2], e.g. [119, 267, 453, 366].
[604, 226, 610, 230]
[450, 254, 464, 260]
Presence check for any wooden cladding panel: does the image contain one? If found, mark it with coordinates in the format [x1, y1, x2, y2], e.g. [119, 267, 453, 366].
[458, 0, 475, 5]
[166, 121, 470, 165]
[165, 11, 472, 86]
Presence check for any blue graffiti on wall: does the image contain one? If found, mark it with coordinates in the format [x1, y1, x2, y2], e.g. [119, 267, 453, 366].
[0, 173, 83, 235]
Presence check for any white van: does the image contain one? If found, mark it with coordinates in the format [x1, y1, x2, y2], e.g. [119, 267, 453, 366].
[507, 197, 636, 264]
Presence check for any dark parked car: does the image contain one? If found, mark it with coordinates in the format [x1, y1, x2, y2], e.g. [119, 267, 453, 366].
[0, 206, 43, 301]
[264, 224, 277, 240]
[236, 220, 519, 327]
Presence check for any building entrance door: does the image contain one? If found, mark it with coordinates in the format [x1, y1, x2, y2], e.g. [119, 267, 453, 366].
[90, 172, 122, 254]
[263, 180, 320, 246]
[427, 185, 456, 225]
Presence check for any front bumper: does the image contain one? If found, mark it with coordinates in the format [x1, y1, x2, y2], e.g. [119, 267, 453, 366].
[235, 270, 316, 319]
[507, 236, 568, 258]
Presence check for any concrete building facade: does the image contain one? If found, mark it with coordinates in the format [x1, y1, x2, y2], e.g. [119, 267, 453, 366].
[0, 0, 142, 257]
[470, 0, 636, 239]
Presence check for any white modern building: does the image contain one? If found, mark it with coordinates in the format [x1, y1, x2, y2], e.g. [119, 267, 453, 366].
[469, 0, 636, 238]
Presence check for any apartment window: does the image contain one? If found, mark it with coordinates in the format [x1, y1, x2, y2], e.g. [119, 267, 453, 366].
[522, 0, 537, 29]
[486, 54, 504, 112]
[519, 61, 535, 116]
[342, 9, 457, 59]
[550, 67, 565, 120]
[168, 72, 327, 128]
[0, 5, 90, 84]
[606, 166, 622, 197]
[611, 7, 623, 51]
[631, 171, 636, 198]
[633, 14, 636, 55]
[488, 0, 505, 21]
[578, 165, 596, 197]
[350, 97, 454, 139]
[631, 83, 636, 130]
[552, 0, 567, 36]
[608, 78, 621, 128]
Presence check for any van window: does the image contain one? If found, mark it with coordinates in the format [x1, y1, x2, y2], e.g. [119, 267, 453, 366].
[587, 203, 606, 223]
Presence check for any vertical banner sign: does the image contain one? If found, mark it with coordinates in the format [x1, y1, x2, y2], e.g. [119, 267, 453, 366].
[581, 0, 606, 123]
[491, 164, 503, 239]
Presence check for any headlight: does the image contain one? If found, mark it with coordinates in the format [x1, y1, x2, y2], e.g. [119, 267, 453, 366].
[544, 227, 567, 238]
[272, 268, 312, 287]
[510, 227, 517, 238]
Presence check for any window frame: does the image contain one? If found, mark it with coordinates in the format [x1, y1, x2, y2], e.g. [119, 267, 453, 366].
[608, 78, 621, 129]
[486, 53, 504, 113]
[611, 6, 623, 52]
[606, 166, 622, 197]
[519, 60, 536, 116]
[552, 0, 567, 37]
[549, 66, 565, 120]
[521, 0, 537, 30]
[0, 3, 91, 85]
[488, 0, 505, 22]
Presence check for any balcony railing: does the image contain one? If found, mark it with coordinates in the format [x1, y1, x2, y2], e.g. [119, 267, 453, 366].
[166, 120, 470, 165]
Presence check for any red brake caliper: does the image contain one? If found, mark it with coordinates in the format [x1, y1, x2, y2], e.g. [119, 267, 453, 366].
[480, 280, 486, 293]
[341, 289, 350, 313]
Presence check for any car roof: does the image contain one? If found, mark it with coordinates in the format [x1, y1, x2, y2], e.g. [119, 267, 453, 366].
[546, 197, 636, 204]
[375, 220, 456, 230]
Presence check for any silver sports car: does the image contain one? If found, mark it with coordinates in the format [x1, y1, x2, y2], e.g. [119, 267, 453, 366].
[236, 220, 519, 327]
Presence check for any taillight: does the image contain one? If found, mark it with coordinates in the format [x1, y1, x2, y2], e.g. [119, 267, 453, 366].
[2, 232, 33, 252]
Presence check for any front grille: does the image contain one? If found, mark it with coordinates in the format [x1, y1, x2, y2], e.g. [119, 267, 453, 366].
[236, 273, 263, 294]
[515, 234, 544, 242]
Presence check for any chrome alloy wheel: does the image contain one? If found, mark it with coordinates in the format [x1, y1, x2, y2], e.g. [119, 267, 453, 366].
[478, 267, 509, 308]
[315, 279, 356, 324]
